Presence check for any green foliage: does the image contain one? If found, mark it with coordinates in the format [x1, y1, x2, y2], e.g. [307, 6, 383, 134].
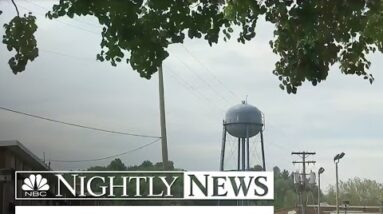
[272, 166, 323, 210]
[269, 0, 380, 93]
[86, 159, 177, 171]
[251, 164, 264, 171]
[326, 177, 383, 206]
[107, 158, 128, 170]
[46, 0, 228, 79]
[273, 166, 297, 210]
[3, 0, 383, 93]
[44, 0, 383, 93]
[2, 13, 38, 74]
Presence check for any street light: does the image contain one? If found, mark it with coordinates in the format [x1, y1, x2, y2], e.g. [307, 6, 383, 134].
[318, 167, 325, 214]
[334, 152, 345, 162]
[334, 152, 345, 214]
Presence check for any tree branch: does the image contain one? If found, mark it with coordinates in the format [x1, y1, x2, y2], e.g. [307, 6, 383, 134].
[11, 0, 20, 16]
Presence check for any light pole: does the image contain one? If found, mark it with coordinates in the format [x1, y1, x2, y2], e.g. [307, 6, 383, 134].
[318, 167, 325, 214]
[334, 152, 345, 214]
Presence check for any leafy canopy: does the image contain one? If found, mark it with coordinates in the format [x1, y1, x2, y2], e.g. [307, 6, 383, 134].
[3, 0, 383, 93]
[2, 13, 38, 74]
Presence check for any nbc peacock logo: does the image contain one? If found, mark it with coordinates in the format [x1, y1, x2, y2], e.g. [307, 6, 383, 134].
[22, 174, 49, 197]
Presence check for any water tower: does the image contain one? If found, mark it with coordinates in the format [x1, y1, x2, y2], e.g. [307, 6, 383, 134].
[220, 101, 266, 171]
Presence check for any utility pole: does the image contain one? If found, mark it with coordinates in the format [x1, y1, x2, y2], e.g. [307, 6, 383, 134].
[318, 167, 325, 214]
[334, 152, 345, 214]
[158, 65, 169, 170]
[336, 162, 339, 214]
[292, 151, 316, 214]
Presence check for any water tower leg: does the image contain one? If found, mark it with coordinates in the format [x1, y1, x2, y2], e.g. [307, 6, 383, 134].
[237, 138, 241, 171]
[246, 138, 250, 170]
[246, 126, 250, 170]
[242, 138, 246, 171]
[260, 130, 266, 171]
[220, 125, 226, 171]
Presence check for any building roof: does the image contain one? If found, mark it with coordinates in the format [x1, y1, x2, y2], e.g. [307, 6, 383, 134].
[0, 140, 49, 170]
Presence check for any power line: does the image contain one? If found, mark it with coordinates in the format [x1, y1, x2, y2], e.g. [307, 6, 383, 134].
[181, 44, 241, 100]
[17, 2, 99, 35]
[172, 54, 231, 105]
[15, 1, 238, 107]
[18, 0, 239, 105]
[165, 66, 225, 112]
[22, 0, 99, 28]
[0, 106, 160, 139]
[40, 48, 95, 62]
[49, 138, 160, 163]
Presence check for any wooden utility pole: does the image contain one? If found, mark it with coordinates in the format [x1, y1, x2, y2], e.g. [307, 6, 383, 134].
[292, 151, 316, 214]
[158, 65, 169, 170]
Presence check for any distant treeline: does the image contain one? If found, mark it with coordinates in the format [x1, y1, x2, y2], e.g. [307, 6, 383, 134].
[86, 159, 383, 208]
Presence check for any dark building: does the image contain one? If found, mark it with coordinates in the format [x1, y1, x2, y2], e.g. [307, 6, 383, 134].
[0, 140, 51, 214]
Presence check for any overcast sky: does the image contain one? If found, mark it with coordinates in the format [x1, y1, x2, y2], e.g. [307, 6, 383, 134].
[1, 0, 382, 191]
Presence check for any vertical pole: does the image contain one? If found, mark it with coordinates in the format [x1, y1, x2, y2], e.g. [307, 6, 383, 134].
[218, 125, 226, 207]
[302, 154, 306, 214]
[237, 138, 241, 171]
[246, 126, 249, 170]
[336, 162, 339, 214]
[260, 130, 266, 171]
[241, 137, 246, 206]
[238, 137, 241, 207]
[220, 124, 226, 171]
[292, 152, 316, 214]
[380, 201, 383, 214]
[0, 181, 3, 214]
[297, 189, 302, 214]
[242, 138, 245, 171]
[246, 138, 249, 170]
[158, 65, 169, 170]
[318, 173, 321, 214]
[300, 185, 304, 214]
[345, 203, 348, 214]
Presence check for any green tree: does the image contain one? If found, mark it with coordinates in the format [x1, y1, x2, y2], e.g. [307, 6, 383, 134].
[107, 158, 128, 171]
[273, 166, 298, 210]
[2, 12, 38, 74]
[3, 0, 383, 93]
[326, 177, 383, 206]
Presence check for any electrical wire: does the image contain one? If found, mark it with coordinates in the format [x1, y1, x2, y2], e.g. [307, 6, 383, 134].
[181, 44, 241, 100]
[49, 138, 160, 162]
[0, 106, 160, 139]
[15, 2, 236, 108]
[22, 0, 99, 28]
[18, 0, 240, 106]
[172, 53, 232, 105]
[40, 48, 95, 62]
[16, 2, 99, 35]
[165, 66, 225, 112]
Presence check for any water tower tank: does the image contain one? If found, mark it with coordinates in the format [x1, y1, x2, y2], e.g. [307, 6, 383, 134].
[224, 101, 263, 138]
